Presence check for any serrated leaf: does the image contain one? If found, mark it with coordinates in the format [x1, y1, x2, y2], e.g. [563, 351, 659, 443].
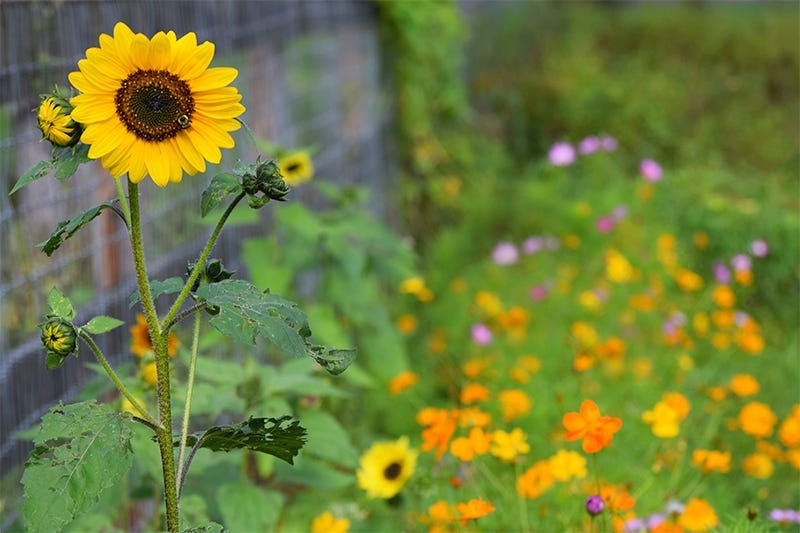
[181, 523, 224, 533]
[21, 401, 134, 533]
[47, 287, 75, 320]
[201, 173, 241, 217]
[54, 143, 91, 180]
[38, 202, 116, 257]
[180, 416, 306, 465]
[308, 347, 357, 376]
[9, 159, 56, 196]
[128, 277, 185, 308]
[82, 316, 124, 334]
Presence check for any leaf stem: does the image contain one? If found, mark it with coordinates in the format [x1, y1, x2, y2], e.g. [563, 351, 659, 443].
[179, 431, 207, 497]
[128, 179, 179, 533]
[114, 177, 132, 227]
[164, 302, 207, 332]
[77, 329, 159, 428]
[162, 191, 245, 330]
[175, 312, 201, 500]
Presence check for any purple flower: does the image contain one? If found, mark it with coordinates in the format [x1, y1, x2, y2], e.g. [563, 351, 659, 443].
[713, 261, 732, 284]
[586, 494, 604, 516]
[623, 518, 645, 533]
[731, 253, 752, 272]
[529, 285, 548, 301]
[596, 216, 615, 233]
[611, 204, 628, 221]
[599, 135, 618, 151]
[578, 136, 602, 155]
[492, 242, 519, 266]
[522, 236, 544, 255]
[548, 142, 577, 167]
[769, 509, 800, 524]
[639, 158, 663, 182]
[471, 323, 492, 345]
[646, 514, 666, 529]
[750, 239, 769, 258]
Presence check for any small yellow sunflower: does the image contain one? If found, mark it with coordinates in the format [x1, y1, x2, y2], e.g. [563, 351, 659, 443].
[37, 97, 77, 146]
[68, 22, 245, 187]
[277, 151, 314, 186]
[356, 436, 417, 499]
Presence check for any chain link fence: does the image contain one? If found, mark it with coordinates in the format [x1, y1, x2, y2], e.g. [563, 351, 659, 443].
[0, 0, 397, 494]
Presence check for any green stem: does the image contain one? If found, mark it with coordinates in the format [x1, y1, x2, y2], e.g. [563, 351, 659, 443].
[162, 191, 245, 330]
[128, 179, 179, 533]
[176, 312, 201, 498]
[164, 302, 207, 331]
[592, 454, 607, 533]
[78, 329, 158, 428]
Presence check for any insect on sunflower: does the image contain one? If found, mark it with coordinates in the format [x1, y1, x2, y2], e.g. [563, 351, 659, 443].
[68, 22, 246, 187]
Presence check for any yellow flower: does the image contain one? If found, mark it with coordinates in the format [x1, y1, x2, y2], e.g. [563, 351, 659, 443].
[388, 371, 419, 396]
[69, 22, 245, 187]
[642, 401, 681, 438]
[356, 436, 417, 499]
[475, 290, 503, 318]
[691, 449, 731, 474]
[693, 312, 710, 337]
[37, 96, 77, 146]
[678, 498, 718, 532]
[548, 449, 587, 482]
[277, 151, 314, 186]
[498, 389, 532, 422]
[712, 285, 736, 308]
[490, 428, 529, 462]
[311, 511, 349, 533]
[739, 401, 777, 438]
[662, 392, 691, 420]
[605, 249, 634, 283]
[395, 314, 418, 335]
[141, 362, 158, 387]
[736, 329, 764, 354]
[400, 277, 425, 295]
[120, 396, 147, 418]
[741, 452, 774, 479]
[675, 269, 704, 292]
[730, 374, 760, 397]
[692, 231, 710, 250]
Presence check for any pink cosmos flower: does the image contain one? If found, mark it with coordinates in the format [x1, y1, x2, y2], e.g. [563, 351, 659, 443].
[640, 158, 663, 182]
[713, 261, 732, 284]
[611, 204, 628, 221]
[750, 239, 769, 257]
[471, 323, 492, 345]
[529, 285, 548, 301]
[596, 217, 615, 233]
[731, 254, 752, 272]
[599, 135, 618, 151]
[548, 142, 577, 167]
[578, 136, 601, 155]
[492, 242, 519, 266]
[522, 237, 543, 255]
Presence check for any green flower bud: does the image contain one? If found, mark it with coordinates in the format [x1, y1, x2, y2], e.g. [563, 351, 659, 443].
[187, 258, 235, 291]
[239, 157, 291, 208]
[39, 316, 78, 358]
[36, 86, 80, 147]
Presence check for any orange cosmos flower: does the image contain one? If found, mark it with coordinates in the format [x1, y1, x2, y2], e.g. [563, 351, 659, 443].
[517, 460, 555, 499]
[460, 383, 490, 404]
[691, 449, 731, 474]
[729, 374, 760, 397]
[563, 400, 623, 453]
[678, 498, 718, 532]
[778, 404, 800, 447]
[418, 407, 458, 459]
[130, 313, 179, 357]
[450, 427, 492, 462]
[454, 498, 496, 524]
[499, 389, 532, 422]
[739, 401, 777, 438]
[389, 371, 419, 396]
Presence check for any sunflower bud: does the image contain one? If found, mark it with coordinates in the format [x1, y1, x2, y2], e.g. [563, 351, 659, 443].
[36, 88, 80, 147]
[256, 159, 291, 201]
[188, 258, 235, 291]
[39, 316, 78, 368]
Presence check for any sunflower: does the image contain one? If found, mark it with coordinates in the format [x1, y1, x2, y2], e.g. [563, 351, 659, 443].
[277, 151, 314, 186]
[68, 22, 245, 187]
[37, 96, 78, 146]
[356, 436, 417, 499]
[130, 313, 179, 357]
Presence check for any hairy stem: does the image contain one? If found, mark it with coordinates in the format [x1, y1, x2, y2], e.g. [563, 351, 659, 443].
[128, 180, 179, 532]
[162, 191, 245, 330]
[78, 329, 158, 428]
[175, 312, 201, 499]
[164, 302, 207, 331]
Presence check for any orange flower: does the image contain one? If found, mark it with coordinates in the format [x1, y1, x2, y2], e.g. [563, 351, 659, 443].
[395, 314, 418, 335]
[712, 285, 736, 308]
[311, 511, 350, 533]
[499, 389, 532, 422]
[457, 407, 492, 428]
[736, 329, 764, 354]
[599, 484, 636, 511]
[675, 269, 704, 292]
[778, 404, 800, 447]
[678, 498, 718, 532]
[130, 313, 179, 357]
[563, 400, 623, 453]
[739, 401, 777, 438]
[419, 408, 458, 459]
[460, 383, 490, 404]
[729, 374, 759, 397]
[742, 452, 774, 479]
[389, 371, 419, 396]
[691, 449, 731, 474]
[454, 498, 495, 524]
[662, 392, 691, 420]
[449, 427, 492, 462]
[517, 460, 555, 499]
[462, 357, 492, 379]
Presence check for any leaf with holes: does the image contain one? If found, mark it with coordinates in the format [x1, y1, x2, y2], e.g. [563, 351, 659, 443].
[129, 277, 185, 308]
[201, 172, 241, 217]
[38, 202, 117, 257]
[21, 401, 134, 533]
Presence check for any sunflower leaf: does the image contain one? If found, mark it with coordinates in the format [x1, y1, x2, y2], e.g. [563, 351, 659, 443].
[179, 416, 306, 465]
[201, 172, 242, 217]
[128, 277, 185, 308]
[9, 159, 57, 196]
[54, 143, 91, 180]
[21, 401, 134, 533]
[38, 201, 117, 256]
[82, 316, 125, 334]
[47, 287, 76, 320]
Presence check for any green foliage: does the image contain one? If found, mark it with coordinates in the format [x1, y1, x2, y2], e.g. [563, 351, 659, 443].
[128, 276, 184, 308]
[81, 316, 124, 335]
[46, 287, 75, 320]
[180, 416, 306, 465]
[216, 483, 283, 533]
[9, 143, 91, 196]
[38, 201, 119, 257]
[200, 172, 241, 217]
[21, 402, 134, 533]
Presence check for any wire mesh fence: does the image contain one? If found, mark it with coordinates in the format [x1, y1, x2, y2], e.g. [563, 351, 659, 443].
[0, 0, 397, 487]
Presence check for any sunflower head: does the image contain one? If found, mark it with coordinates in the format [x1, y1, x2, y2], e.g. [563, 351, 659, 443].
[36, 88, 80, 147]
[68, 22, 246, 187]
[356, 436, 418, 499]
[277, 151, 314, 186]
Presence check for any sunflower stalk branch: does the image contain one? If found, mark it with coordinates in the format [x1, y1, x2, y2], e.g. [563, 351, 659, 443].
[162, 191, 246, 331]
[164, 302, 207, 332]
[175, 312, 201, 502]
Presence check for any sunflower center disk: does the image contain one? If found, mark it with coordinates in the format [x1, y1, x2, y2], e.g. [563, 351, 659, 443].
[383, 462, 402, 480]
[115, 69, 194, 142]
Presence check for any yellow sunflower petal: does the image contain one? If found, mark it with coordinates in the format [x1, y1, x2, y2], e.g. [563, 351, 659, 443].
[185, 127, 222, 164]
[85, 47, 128, 80]
[74, 58, 120, 91]
[127, 139, 148, 183]
[86, 120, 129, 158]
[195, 101, 246, 119]
[175, 41, 215, 80]
[146, 31, 173, 70]
[175, 132, 207, 172]
[69, 94, 115, 123]
[143, 143, 171, 187]
[191, 116, 235, 149]
[169, 31, 198, 73]
[190, 67, 239, 92]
